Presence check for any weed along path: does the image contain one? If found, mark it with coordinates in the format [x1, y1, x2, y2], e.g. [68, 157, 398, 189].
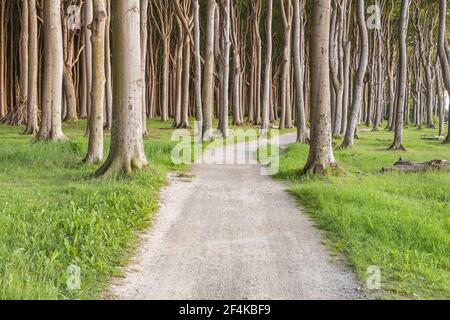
[111, 133, 364, 300]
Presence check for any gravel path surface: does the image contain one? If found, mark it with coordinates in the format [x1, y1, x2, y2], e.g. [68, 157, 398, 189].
[111, 133, 364, 300]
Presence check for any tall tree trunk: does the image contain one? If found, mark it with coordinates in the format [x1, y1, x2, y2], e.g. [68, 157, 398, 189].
[83, 0, 93, 116]
[303, 0, 337, 175]
[280, 0, 292, 130]
[104, 0, 112, 130]
[389, 0, 410, 151]
[293, 0, 308, 143]
[96, 0, 147, 177]
[342, 0, 369, 149]
[20, 0, 29, 122]
[437, 0, 450, 144]
[219, 0, 231, 137]
[202, 0, 216, 141]
[140, 0, 149, 136]
[193, 0, 203, 136]
[24, 0, 38, 135]
[86, 0, 106, 163]
[260, 0, 272, 136]
[36, 0, 67, 142]
[63, 30, 78, 122]
[0, 0, 5, 118]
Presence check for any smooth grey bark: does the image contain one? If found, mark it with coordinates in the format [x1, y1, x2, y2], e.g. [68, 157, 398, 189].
[390, 0, 410, 151]
[0, 0, 5, 118]
[96, 0, 147, 177]
[279, 0, 292, 130]
[36, 0, 67, 142]
[437, 0, 450, 144]
[104, 0, 112, 130]
[303, 0, 337, 175]
[24, 0, 38, 135]
[219, 0, 231, 137]
[140, 0, 149, 136]
[20, 0, 29, 119]
[342, 0, 369, 148]
[85, 0, 106, 163]
[83, 0, 93, 116]
[193, 0, 203, 136]
[202, 0, 216, 141]
[293, 0, 308, 143]
[260, 0, 272, 136]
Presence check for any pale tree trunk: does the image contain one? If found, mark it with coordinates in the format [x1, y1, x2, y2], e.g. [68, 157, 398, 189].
[150, 0, 172, 122]
[279, 0, 292, 130]
[389, 0, 410, 151]
[303, 0, 337, 175]
[96, 0, 147, 177]
[104, 0, 112, 130]
[84, 0, 93, 116]
[193, 0, 203, 135]
[435, 61, 444, 137]
[293, 0, 308, 143]
[20, 0, 29, 121]
[140, 0, 149, 136]
[0, 0, 5, 118]
[24, 0, 38, 135]
[174, 0, 192, 129]
[63, 28, 78, 122]
[202, 0, 216, 141]
[437, 0, 450, 144]
[342, 0, 369, 149]
[219, 0, 231, 137]
[173, 21, 183, 128]
[230, 1, 242, 126]
[36, 0, 67, 142]
[86, 0, 106, 163]
[260, 0, 272, 136]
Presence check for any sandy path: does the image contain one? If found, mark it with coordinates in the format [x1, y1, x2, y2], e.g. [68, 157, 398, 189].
[111, 133, 364, 300]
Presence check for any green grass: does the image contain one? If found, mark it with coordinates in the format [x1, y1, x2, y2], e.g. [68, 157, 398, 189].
[0, 120, 184, 299]
[276, 126, 450, 300]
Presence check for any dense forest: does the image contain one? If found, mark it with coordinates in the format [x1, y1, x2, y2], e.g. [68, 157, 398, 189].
[0, 0, 449, 175]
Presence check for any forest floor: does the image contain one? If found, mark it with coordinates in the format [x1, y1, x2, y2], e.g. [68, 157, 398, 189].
[0, 120, 184, 299]
[111, 133, 365, 300]
[0, 121, 448, 300]
[275, 126, 450, 299]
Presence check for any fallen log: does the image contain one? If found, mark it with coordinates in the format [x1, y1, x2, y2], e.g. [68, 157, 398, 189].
[421, 135, 445, 141]
[382, 158, 450, 173]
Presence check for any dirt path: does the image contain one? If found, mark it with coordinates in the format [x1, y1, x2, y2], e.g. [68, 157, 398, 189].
[111, 133, 364, 300]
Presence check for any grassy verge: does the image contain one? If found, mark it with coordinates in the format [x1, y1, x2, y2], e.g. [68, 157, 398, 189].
[0, 120, 184, 299]
[276, 127, 450, 299]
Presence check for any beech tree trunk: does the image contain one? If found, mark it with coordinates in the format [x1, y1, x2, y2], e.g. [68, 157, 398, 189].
[193, 0, 203, 136]
[19, 0, 29, 121]
[0, 0, 5, 118]
[96, 0, 148, 177]
[24, 0, 38, 135]
[86, 0, 106, 163]
[390, 0, 410, 151]
[104, 0, 112, 130]
[140, 0, 149, 136]
[437, 0, 450, 144]
[303, 0, 337, 175]
[260, 0, 272, 136]
[36, 0, 67, 142]
[293, 0, 308, 143]
[202, 0, 216, 141]
[342, 0, 369, 149]
[219, 0, 231, 137]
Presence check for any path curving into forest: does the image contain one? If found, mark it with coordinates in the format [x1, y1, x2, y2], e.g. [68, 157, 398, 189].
[111, 133, 365, 300]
